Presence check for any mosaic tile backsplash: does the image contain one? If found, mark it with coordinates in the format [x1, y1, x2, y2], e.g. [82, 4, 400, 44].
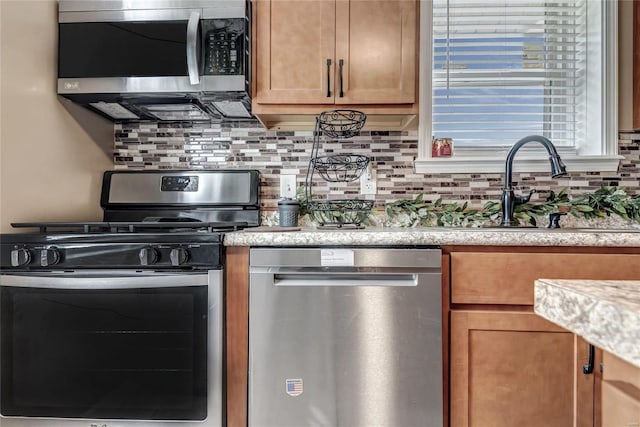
[114, 122, 640, 211]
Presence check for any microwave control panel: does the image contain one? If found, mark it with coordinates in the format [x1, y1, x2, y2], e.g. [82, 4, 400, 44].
[203, 18, 246, 76]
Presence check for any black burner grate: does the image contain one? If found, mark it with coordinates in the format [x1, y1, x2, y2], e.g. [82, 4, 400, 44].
[10, 221, 249, 234]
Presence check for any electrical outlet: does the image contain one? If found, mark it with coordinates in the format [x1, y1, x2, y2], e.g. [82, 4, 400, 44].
[279, 174, 297, 198]
[360, 165, 377, 195]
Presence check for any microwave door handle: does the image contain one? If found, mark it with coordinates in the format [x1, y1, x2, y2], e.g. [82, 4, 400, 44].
[186, 11, 201, 85]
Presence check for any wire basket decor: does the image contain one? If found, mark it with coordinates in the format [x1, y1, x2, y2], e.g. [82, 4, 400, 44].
[306, 199, 374, 227]
[317, 110, 367, 139]
[310, 154, 370, 182]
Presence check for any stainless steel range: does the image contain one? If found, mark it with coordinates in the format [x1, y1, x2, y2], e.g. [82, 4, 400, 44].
[0, 169, 260, 427]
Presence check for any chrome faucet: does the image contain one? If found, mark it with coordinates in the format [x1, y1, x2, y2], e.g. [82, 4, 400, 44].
[500, 135, 567, 227]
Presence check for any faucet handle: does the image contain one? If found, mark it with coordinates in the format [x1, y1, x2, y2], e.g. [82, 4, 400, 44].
[514, 189, 536, 205]
[548, 212, 567, 229]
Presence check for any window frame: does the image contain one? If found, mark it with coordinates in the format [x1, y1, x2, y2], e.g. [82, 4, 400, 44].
[415, 0, 621, 174]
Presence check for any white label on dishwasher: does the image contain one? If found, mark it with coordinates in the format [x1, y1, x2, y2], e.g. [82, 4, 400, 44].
[321, 249, 354, 266]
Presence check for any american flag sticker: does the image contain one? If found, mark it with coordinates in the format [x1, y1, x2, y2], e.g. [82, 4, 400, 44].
[285, 378, 303, 397]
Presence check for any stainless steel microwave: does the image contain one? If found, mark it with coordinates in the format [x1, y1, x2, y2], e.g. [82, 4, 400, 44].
[57, 0, 252, 122]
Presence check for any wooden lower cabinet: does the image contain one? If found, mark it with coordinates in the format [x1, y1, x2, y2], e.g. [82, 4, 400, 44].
[448, 248, 640, 427]
[600, 351, 640, 427]
[601, 382, 640, 427]
[225, 246, 250, 427]
[450, 310, 594, 427]
[226, 246, 640, 427]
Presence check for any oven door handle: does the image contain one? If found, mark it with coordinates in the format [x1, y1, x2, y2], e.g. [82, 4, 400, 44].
[0, 270, 211, 289]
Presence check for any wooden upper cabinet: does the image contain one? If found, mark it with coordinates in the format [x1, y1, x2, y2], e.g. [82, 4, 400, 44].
[255, 0, 335, 104]
[254, 0, 417, 106]
[334, 0, 416, 104]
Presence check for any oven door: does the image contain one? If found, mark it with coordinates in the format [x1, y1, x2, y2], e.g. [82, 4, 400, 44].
[0, 270, 222, 427]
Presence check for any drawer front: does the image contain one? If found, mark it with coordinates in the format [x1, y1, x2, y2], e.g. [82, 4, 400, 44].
[451, 252, 640, 305]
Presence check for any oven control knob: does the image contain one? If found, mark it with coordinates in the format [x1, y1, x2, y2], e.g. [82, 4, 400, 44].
[139, 247, 159, 266]
[40, 248, 60, 266]
[170, 247, 189, 266]
[11, 248, 32, 267]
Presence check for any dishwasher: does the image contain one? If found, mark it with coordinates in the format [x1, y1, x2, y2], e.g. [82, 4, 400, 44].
[249, 247, 443, 427]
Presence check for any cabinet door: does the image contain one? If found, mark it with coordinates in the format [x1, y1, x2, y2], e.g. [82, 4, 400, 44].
[451, 311, 595, 427]
[255, 0, 335, 104]
[601, 351, 640, 426]
[335, 0, 416, 104]
[601, 382, 640, 427]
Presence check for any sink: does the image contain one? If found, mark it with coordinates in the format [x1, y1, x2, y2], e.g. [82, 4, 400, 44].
[555, 228, 640, 233]
[474, 227, 640, 233]
[480, 225, 537, 230]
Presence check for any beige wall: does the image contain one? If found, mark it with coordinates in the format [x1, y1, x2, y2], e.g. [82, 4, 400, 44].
[0, 0, 114, 232]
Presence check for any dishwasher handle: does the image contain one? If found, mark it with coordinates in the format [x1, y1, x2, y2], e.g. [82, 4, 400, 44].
[251, 266, 440, 275]
[273, 275, 418, 287]
[272, 273, 419, 287]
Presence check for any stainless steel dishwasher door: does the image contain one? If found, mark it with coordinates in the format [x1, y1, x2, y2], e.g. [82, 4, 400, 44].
[249, 248, 443, 427]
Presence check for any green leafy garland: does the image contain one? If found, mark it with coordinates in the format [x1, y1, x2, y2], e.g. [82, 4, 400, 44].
[298, 186, 640, 227]
[385, 186, 640, 227]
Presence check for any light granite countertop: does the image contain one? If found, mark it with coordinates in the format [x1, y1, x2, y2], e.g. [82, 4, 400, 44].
[224, 226, 640, 247]
[535, 279, 640, 368]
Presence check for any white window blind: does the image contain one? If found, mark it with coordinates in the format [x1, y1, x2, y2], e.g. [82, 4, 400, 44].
[431, 0, 587, 148]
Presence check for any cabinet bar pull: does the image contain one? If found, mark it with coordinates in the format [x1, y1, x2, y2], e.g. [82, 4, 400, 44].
[583, 344, 595, 374]
[339, 59, 344, 97]
[326, 59, 332, 97]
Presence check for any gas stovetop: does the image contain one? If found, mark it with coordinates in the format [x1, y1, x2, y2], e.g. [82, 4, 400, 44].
[1, 170, 261, 270]
[0, 231, 225, 270]
[1, 217, 253, 270]
[10, 220, 250, 234]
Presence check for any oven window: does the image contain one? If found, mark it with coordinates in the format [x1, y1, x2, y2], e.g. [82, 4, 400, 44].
[0, 285, 208, 420]
[58, 22, 192, 78]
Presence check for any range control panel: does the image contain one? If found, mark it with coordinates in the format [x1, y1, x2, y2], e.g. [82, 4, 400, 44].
[0, 236, 222, 270]
[161, 175, 199, 192]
